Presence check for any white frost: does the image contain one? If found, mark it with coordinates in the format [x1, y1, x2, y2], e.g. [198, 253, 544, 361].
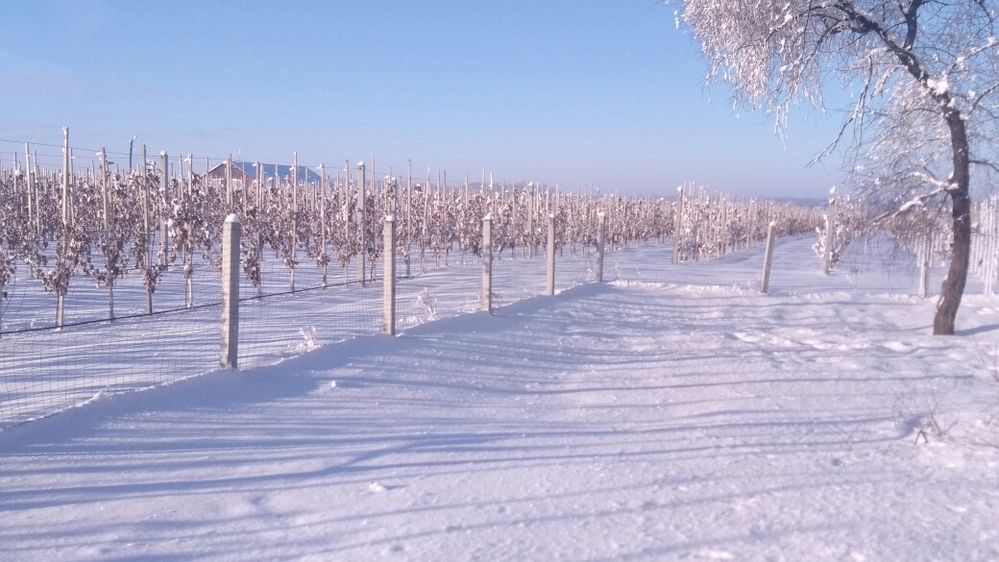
[926, 76, 950, 95]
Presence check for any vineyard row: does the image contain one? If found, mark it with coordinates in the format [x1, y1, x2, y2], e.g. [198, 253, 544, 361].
[0, 134, 824, 330]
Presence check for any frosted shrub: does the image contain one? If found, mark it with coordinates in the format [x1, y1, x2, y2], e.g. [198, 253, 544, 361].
[297, 326, 319, 352]
[414, 289, 437, 323]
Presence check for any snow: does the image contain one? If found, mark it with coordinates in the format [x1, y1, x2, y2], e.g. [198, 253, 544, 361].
[927, 76, 950, 96]
[1, 238, 998, 560]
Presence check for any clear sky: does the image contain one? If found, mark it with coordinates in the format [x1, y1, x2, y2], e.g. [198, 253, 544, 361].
[0, 0, 844, 198]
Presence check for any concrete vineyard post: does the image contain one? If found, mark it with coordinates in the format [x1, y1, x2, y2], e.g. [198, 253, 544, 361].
[254, 161, 264, 298]
[221, 214, 240, 369]
[61, 128, 70, 227]
[761, 221, 776, 294]
[596, 211, 606, 283]
[159, 151, 169, 267]
[673, 185, 684, 264]
[406, 159, 413, 277]
[547, 213, 556, 296]
[482, 214, 493, 312]
[142, 145, 153, 315]
[321, 162, 328, 287]
[293, 152, 301, 292]
[56, 127, 69, 328]
[383, 215, 396, 335]
[344, 160, 351, 284]
[358, 161, 366, 287]
[289, 153, 298, 293]
[100, 147, 115, 320]
[25, 143, 35, 237]
[225, 156, 233, 211]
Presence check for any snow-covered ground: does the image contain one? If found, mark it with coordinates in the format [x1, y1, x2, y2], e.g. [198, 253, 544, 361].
[1, 236, 998, 560]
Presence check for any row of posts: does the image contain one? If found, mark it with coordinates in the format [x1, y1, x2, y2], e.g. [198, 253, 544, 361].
[218, 212, 784, 369]
[0, 208, 774, 345]
[219, 211, 609, 369]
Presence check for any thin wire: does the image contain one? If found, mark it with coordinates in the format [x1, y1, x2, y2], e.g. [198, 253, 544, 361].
[0, 299, 224, 336]
[0, 137, 131, 157]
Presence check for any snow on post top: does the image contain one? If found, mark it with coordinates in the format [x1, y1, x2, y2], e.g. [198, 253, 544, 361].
[357, 161, 365, 167]
[483, 212, 493, 221]
[225, 214, 240, 224]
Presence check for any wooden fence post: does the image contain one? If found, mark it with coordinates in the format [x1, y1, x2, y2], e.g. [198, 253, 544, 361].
[482, 214, 493, 312]
[547, 213, 556, 296]
[596, 211, 606, 283]
[383, 215, 396, 335]
[761, 221, 776, 294]
[221, 214, 240, 369]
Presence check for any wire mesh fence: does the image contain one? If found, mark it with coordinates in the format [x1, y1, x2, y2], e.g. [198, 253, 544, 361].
[602, 234, 960, 297]
[0, 304, 220, 428]
[1, 225, 994, 431]
[238, 280, 383, 371]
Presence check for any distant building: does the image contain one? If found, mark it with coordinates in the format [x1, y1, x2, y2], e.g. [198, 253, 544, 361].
[205, 162, 249, 181]
[204, 161, 322, 183]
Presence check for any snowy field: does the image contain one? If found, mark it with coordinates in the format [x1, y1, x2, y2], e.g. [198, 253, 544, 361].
[1, 236, 998, 560]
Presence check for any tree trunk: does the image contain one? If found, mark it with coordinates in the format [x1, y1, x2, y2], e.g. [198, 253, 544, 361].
[933, 111, 972, 335]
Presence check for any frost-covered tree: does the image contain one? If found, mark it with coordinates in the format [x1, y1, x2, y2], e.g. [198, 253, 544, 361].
[673, 0, 999, 334]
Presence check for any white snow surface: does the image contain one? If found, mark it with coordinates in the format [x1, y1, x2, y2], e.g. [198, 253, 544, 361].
[2, 241, 999, 560]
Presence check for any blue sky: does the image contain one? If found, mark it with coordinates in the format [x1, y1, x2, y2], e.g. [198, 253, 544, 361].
[0, 0, 843, 197]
